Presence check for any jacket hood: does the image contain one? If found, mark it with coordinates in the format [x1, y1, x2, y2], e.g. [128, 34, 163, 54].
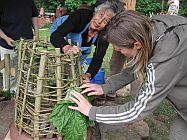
[149, 15, 187, 63]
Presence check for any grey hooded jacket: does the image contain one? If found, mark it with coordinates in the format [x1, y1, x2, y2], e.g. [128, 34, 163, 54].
[89, 15, 187, 124]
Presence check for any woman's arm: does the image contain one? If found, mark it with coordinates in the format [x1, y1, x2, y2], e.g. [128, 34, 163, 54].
[50, 9, 93, 53]
[0, 29, 14, 47]
[101, 67, 135, 94]
[89, 58, 182, 124]
[32, 17, 39, 41]
[70, 58, 182, 125]
[31, 0, 39, 41]
[86, 33, 109, 78]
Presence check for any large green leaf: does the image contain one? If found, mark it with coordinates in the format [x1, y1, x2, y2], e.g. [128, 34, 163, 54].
[50, 86, 94, 140]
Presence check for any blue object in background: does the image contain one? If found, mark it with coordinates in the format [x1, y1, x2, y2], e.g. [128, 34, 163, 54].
[85, 58, 105, 84]
[91, 68, 105, 84]
[85, 57, 92, 65]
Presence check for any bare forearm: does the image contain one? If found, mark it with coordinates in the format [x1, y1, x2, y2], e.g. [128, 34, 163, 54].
[32, 17, 39, 40]
[0, 28, 15, 47]
[0, 29, 8, 40]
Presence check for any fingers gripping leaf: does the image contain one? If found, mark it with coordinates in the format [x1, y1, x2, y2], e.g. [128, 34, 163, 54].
[50, 85, 94, 140]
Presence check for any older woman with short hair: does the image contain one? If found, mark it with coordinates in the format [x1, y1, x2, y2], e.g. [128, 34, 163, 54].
[50, 0, 125, 81]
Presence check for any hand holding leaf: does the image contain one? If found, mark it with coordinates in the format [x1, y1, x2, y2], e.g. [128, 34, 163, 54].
[68, 92, 92, 116]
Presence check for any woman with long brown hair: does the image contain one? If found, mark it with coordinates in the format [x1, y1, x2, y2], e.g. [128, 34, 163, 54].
[69, 11, 187, 139]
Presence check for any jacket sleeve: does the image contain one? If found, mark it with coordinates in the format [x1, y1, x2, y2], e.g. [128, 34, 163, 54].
[89, 58, 182, 125]
[101, 67, 135, 94]
[50, 11, 82, 49]
[86, 32, 109, 78]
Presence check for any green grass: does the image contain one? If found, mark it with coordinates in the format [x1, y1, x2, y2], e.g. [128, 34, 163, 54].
[154, 100, 176, 127]
[39, 28, 50, 41]
[89, 45, 113, 77]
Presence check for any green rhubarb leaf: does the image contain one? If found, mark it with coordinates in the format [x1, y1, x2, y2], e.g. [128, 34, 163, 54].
[49, 85, 94, 140]
[61, 110, 88, 140]
[50, 101, 89, 140]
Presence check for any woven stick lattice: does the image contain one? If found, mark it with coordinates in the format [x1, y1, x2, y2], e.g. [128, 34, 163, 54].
[14, 39, 83, 140]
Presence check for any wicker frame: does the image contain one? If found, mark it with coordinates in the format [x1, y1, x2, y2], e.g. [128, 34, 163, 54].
[14, 39, 83, 140]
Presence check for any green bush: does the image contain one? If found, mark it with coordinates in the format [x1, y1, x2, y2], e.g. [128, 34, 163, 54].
[65, 0, 95, 11]
[179, 0, 187, 16]
[35, 0, 96, 12]
[136, 0, 162, 15]
[136, 0, 187, 16]
[35, 0, 186, 16]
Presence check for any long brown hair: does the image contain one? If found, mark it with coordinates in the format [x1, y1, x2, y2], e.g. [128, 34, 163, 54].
[105, 10, 153, 81]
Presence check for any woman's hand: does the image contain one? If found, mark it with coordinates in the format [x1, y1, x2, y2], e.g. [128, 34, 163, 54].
[0, 30, 14, 47]
[80, 83, 104, 96]
[82, 73, 91, 83]
[5, 37, 15, 47]
[68, 92, 92, 116]
[63, 45, 81, 54]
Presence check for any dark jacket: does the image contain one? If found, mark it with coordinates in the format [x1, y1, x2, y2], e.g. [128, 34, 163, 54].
[50, 9, 109, 78]
[0, 0, 39, 49]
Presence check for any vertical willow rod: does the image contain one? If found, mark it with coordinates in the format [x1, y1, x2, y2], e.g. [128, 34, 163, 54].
[34, 52, 47, 140]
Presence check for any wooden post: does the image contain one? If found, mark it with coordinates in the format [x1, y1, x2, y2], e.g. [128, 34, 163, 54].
[77, 53, 82, 85]
[76, 42, 83, 85]
[4, 54, 10, 91]
[15, 38, 24, 98]
[55, 47, 64, 140]
[70, 53, 76, 85]
[43, 36, 49, 95]
[15, 39, 24, 123]
[19, 42, 36, 134]
[68, 39, 76, 85]
[55, 48, 62, 101]
[15, 41, 26, 132]
[34, 52, 47, 140]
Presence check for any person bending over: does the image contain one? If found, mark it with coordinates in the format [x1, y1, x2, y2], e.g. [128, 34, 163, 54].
[69, 11, 187, 140]
[50, 0, 125, 82]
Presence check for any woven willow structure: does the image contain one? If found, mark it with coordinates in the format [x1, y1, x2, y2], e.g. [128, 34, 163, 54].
[14, 39, 83, 140]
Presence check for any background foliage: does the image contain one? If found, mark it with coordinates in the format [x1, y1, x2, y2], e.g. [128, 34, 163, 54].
[35, 0, 96, 12]
[64, 0, 95, 11]
[136, 0, 187, 16]
[136, 0, 163, 15]
[179, 0, 187, 16]
[35, 0, 186, 16]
